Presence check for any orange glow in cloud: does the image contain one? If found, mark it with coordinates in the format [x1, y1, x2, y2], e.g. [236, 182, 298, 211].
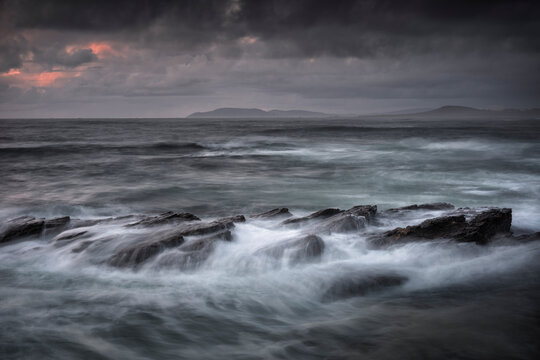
[2, 69, 80, 88]
[65, 41, 120, 59]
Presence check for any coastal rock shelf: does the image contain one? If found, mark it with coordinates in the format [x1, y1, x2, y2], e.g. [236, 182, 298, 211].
[0, 203, 537, 306]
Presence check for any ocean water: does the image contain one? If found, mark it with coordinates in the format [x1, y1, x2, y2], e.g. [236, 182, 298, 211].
[1, 118, 539, 359]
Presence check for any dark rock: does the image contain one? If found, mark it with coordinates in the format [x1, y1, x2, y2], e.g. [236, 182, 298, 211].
[126, 211, 200, 227]
[255, 234, 325, 262]
[0, 216, 45, 243]
[175, 219, 235, 237]
[322, 273, 408, 302]
[313, 205, 377, 234]
[368, 208, 512, 247]
[346, 205, 377, 222]
[250, 208, 292, 219]
[216, 215, 246, 223]
[163, 231, 233, 270]
[54, 230, 89, 245]
[386, 203, 455, 212]
[44, 216, 71, 228]
[281, 208, 343, 226]
[457, 208, 512, 244]
[315, 214, 367, 234]
[108, 231, 185, 267]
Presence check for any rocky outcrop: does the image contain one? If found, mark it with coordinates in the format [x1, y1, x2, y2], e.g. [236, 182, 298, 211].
[282, 208, 343, 226]
[322, 273, 408, 302]
[314, 205, 377, 234]
[108, 231, 185, 267]
[0, 216, 70, 244]
[126, 211, 200, 227]
[250, 208, 292, 219]
[386, 203, 455, 212]
[108, 218, 238, 268]
[158, 231, 233, 270]
[368, 208, 512, 247]
[255, 234, 325, 263]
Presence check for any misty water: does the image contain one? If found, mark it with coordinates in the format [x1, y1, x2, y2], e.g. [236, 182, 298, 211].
[1, 118, 540, 359]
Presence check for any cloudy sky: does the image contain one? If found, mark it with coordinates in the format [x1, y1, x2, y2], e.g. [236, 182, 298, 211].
[0, 0, 539, 118]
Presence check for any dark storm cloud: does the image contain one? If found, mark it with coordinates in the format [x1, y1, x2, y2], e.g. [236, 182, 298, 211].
[3, 0, 539, 57]
[0, 34, 28, 72]
[0, 0, 539, 117]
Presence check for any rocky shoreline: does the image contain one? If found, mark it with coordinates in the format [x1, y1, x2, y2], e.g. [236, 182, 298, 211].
[2, 203, 538, 302]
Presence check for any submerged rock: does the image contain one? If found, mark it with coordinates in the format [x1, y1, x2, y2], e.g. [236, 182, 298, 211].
[386, 203, 455, 212]
[0, 216, 70, 244]
[322, 273, 408, 302]
[254, 234, 325, 263]
[368, 208, 512, 247]
[250, 208, 293, 219]
[126, 211, 200, 227]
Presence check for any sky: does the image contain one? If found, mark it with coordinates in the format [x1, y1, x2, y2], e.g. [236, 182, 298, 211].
[0, 0, 539, 118]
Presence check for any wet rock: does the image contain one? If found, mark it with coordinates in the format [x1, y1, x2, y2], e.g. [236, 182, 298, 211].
[315, 214, 367, 234]
[161, 231, 233, 270]
[175, 219, 236, 237]
[126, 211, 200, 227]
[0, 216, 44, 243]
[346, 205, 377, 223]
[250, 208, 293, 219]
[386, 203, 455, 212]
[457, 208, 512, 244]
[255, 234, 325, 262]
[322, 273, 408, 302]
[368, 208, 512, 247]
[281, 208, 343, 226]
[44, 216, 71, 228]
[108, 231, 185, 267]
[53, 229, 90, 247]
[0, 215, 71, 244]
[313, 205, 377, 234]
[216, 215, 246, 223]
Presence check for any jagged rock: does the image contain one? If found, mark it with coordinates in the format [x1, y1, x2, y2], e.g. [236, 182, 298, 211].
[282, 208, 343, 226]
[322, 273, 408, 302]
[314, 205, 377, 234]
[254, 234, 325, 262]
[457, 208, 512, 244]
[386, 203, 455, 212]
[126, 211, 200, 227]
[346, 205, 377, 222]
[108, 231, 185, 267]
[368, 208, 512, 247]
[250, 208, 293, 219]
[0, 216, 71, 244]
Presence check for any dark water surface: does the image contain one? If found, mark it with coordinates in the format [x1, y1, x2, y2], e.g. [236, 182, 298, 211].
[1, 118, 540, 359]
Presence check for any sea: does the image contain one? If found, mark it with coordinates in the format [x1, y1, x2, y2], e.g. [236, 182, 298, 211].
[1, 117, 539, 359]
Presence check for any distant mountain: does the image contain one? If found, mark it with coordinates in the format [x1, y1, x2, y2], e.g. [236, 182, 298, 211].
[187, 108, 331, 118]
[390, 105, 540, 119]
